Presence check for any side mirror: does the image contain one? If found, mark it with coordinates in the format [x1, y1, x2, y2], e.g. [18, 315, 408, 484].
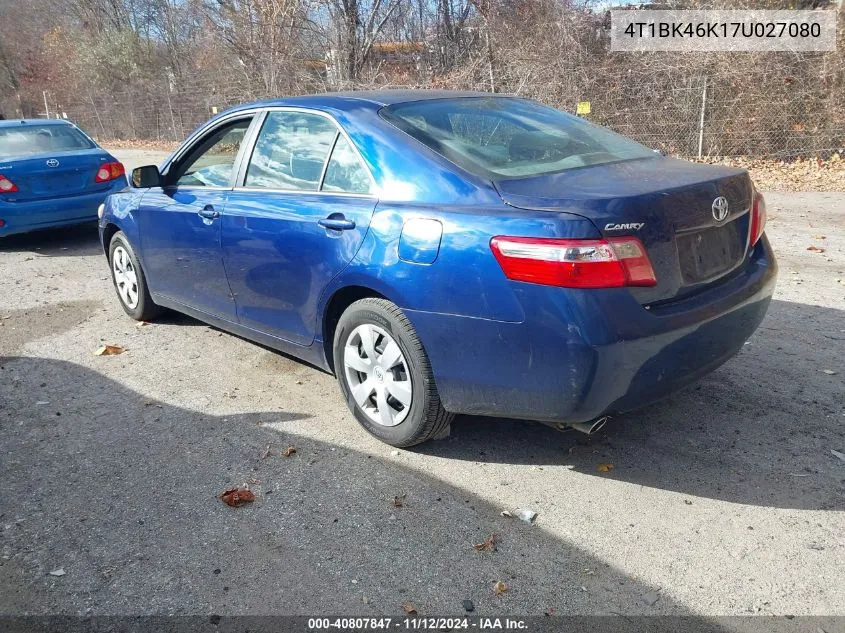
[131, 165, 162, 188]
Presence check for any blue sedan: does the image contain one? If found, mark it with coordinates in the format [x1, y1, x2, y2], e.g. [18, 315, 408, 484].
[0, 119, 127, 237]
[99, 90, 776, 447]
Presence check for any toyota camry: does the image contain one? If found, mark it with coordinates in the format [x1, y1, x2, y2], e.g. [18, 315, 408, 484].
[98, 90, 776, 447]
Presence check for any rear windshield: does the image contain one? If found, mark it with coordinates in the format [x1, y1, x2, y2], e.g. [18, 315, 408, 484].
[380, 97, 655, 179]
[0, 124, 95, 158]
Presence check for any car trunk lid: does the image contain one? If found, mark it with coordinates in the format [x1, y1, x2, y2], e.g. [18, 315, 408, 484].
[0, 149, 115, 202]
[495, 156, 754, 304]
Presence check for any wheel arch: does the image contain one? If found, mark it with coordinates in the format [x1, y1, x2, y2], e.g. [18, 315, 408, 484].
[322, 285, 388, 373]
[101, 222, 122, 256]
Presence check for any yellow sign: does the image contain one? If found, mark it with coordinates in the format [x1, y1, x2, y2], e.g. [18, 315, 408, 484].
[576, 101, 591, 115]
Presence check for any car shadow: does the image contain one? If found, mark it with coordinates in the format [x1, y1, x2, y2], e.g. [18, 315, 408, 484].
[0, 222, 103, 257]
[0, 354, 769, 628]
[414, 299, 844, 512]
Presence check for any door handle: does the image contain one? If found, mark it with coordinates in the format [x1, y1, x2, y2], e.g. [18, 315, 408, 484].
[318, 217, 356, 231]
[198, 205, 220, 220]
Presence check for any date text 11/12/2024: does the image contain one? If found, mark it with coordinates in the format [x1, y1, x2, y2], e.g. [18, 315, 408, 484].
[307, 617, 528, 630]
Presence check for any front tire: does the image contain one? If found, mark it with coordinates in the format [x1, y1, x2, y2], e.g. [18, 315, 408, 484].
[333, 298, 453, 447]
[108, 231, 161, 321]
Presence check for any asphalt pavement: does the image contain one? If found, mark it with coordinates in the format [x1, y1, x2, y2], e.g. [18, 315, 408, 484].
[0, 151, 842, 620]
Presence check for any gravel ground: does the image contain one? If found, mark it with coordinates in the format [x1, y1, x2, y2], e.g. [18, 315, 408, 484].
[0, 150, 843, 619]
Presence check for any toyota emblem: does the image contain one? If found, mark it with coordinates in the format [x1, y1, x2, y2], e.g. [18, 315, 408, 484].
[711, 196, 729, 223]
[46, 159, 60, 168]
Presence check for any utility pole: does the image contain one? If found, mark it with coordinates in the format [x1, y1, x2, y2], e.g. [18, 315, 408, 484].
[697, 77, 707, 159]
[42, 91, 50, 119]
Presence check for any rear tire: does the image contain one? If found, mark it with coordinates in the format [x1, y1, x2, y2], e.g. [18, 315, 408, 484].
[333, 298, 453, 447]
[108, 231, 161, 322]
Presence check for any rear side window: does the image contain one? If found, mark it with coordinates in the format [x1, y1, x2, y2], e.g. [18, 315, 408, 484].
[0, 124, 95, 158]
[245, 112, 337, 191]
[381, 97, 655, 179]
[322, 136, 373, 194]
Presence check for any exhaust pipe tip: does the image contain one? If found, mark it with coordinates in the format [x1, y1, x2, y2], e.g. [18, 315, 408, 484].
[564, 416, 610, 436]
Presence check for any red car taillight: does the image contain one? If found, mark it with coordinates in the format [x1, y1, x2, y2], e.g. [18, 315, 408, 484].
[0, 174, 19, 193]
[749, 189, 767, 247]
[95, 162, 126, 183]
[490, 236, 657, 288]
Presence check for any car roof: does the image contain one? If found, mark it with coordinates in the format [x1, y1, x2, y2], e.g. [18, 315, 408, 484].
[0, 119, 74, 128]
[228, 89, 507, 114]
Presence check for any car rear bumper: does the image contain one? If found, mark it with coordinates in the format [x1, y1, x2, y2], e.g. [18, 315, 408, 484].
[405, 236, 777, 424]
[0, 184, 122, 237]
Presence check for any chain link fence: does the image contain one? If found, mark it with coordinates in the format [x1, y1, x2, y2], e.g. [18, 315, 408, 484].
[52, 74, 845, 159]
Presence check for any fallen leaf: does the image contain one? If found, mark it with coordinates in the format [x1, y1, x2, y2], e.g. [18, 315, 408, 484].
[597, 463, 614, 472]
[401, 602, 418, 615]
[806, 245, 825, 253]
[220, 487, 256, 507]
[136, 321, 150, 328]
[281, 445, 296, 457]
[392, 494, 406, 508]
[821, 369, 837, 375]
[831, 449, 845, 463]
[261, 444, 272, 459]
[493, 580, 508, 595]
[48, 568, 66, 577]
[472, 533, 498, 552]
[93, 344, 125, 356]
[811, 235, 826, 240]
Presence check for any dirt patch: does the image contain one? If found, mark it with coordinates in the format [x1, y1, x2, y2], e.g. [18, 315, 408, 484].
[0, 300, 101, 354]
[696, 155, 845, 192]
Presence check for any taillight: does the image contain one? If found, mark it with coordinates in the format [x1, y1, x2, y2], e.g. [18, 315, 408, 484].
[749, 189, 767, 247]
[95, 162, 125, 183]
[0, 174, 18, 193]
[490, 236, 657, 288]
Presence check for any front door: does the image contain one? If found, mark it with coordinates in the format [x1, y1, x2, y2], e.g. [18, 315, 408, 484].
[138, 116, 255, 320]
[222, 109, 377, 345]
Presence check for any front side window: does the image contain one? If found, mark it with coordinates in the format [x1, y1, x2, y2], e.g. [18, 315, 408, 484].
[0, 124, 95, 159]
[245, 112, 337, 191]
[174, 118, 252, 187]
[381, 97, 656, 179]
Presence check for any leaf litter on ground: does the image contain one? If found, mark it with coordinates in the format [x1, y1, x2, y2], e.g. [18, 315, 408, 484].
[472, 533, 498, 552]
[493, 581, 508, 595]
[220, 487, 256, 507]
[93, 344, 125, 356]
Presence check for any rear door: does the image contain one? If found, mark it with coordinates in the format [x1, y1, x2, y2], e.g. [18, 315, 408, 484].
[222, 108, 377, 345]
[137, 114, 257, 320]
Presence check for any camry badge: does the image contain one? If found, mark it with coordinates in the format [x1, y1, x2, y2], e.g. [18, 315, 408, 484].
[712, 196, 729, 223]
[604, 222, 644, 231]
